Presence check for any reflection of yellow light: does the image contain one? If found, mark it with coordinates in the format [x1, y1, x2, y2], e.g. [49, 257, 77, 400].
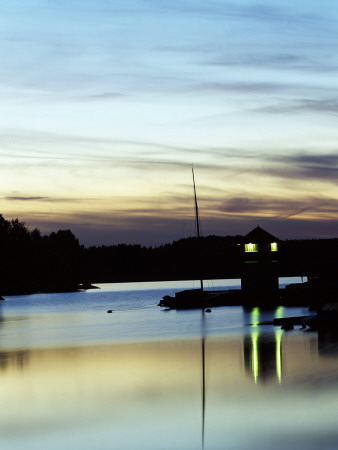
[245, 243, 258, 252]
[275, 330, 282, 384]
[275, 306, 283, 320]
[271, 242, 278, 252]
[250, 309, 260, 383]
[251, 307, 260, 327]
[251, 331, 259, 384]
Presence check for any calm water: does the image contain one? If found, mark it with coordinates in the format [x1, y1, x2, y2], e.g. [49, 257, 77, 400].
[1, 278, 338, 450]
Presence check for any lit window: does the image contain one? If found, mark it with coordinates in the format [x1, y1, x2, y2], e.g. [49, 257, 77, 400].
[271, 242, 278, 252]
[245, 243, 258, 252]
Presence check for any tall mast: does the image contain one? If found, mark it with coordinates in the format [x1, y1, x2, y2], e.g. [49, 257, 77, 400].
[192, 167, 204, 291]
[192, 167, 200, 239]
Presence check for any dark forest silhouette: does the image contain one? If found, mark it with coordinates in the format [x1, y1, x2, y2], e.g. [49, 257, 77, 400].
[2, 213, 338, 295]
[0, 215, 82, 295]
[82, 235, 338, 285]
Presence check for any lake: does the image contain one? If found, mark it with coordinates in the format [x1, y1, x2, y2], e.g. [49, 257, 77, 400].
[1, 278, 338, 450]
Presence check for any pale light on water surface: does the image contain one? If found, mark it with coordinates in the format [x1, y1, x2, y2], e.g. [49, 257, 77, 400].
[0, 280, 337, 449]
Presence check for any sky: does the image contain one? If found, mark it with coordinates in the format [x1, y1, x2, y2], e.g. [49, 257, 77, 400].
[1, 0, 338, 246]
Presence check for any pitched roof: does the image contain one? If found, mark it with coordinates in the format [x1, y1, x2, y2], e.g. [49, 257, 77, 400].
[243, 226, 278, 243]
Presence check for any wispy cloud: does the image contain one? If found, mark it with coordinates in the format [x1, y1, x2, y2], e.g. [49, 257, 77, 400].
[5, 196, 49, 201]
[189, 81, 292, 95]
[218, 195, 338, 219]
[212, 52, 338, 74]
[4, 196, 89, 203]
[266, 152, 338, 183]
[146, 1, 321, 24]
[255, 98, 338, 115]
[87, 92, 124, 100]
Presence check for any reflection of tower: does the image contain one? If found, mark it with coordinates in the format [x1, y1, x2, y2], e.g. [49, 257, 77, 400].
[0, 350, 28, 371]
[244, 308, 283, 383]
[240, 226, 279, 305]
[317, 331, 338, 357]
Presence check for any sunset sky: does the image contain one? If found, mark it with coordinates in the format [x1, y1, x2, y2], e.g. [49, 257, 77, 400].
[1, 0, 338, 246]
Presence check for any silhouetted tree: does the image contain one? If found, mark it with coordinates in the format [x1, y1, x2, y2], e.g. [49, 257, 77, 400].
[0, 215, 83, 295]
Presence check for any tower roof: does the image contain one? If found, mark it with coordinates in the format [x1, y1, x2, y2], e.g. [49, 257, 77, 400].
[243, 226, 278, 243]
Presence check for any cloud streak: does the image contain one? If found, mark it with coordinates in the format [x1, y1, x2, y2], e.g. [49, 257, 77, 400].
[265, 152, 338, 184]
[218, 195, 338, 219]
[5, 196, 49, 201]
[254, 98, 338, 116]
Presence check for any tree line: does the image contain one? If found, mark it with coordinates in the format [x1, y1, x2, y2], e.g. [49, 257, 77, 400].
[1, 213, 338, 295]
[82, 235, 338, 284]
[0, 215, 82, 295]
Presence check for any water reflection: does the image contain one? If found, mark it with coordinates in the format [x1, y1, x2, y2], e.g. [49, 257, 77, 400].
[3, 329, 338, 448]
[0, 350, 28, 371]
[201, 311, 206, 449]
[244, 331, 283, 384]
[242, 307, 338, 387]
[318, 331, 338, 357]
[244, 307, 283, 384]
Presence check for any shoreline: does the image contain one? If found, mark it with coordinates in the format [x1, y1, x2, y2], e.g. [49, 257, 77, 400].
[0, 283, 100, 297]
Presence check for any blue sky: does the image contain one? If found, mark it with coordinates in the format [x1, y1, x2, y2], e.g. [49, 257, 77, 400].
[1, 0, 338, 245]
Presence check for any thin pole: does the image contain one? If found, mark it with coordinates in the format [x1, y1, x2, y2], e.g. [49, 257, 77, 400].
[192, 167, 204, 291]
[192, 167, 201, 239]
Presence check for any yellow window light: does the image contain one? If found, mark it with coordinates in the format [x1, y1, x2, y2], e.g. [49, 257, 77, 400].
[271, 242, 278, 252]
[245, 243, 258, 252]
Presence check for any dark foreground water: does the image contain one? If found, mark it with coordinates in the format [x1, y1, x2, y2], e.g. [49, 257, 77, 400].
[1, 279, 338, 450]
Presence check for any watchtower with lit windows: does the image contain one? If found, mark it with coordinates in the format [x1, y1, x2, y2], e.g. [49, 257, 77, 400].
[240, 226, 279, 302]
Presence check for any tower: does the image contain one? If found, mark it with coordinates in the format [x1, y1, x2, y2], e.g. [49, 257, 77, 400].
[240, 226, 279, 304]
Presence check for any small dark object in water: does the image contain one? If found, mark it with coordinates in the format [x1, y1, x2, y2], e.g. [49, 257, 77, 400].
[107, 310, 113, 313]
[205, 308, 212, 313]
[281, 323, 294, 331]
